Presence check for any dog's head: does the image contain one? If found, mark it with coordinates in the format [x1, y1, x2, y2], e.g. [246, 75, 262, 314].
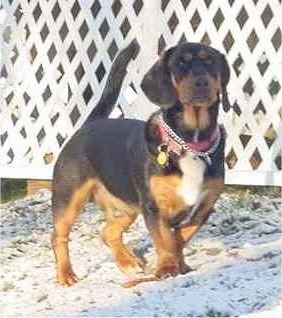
[141, 42, 230, 130]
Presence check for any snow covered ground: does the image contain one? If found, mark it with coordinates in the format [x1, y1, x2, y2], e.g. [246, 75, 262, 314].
[1, 188, 281, 317]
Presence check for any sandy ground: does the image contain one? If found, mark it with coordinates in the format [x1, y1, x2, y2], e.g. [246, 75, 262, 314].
[0, 189, 281, 317]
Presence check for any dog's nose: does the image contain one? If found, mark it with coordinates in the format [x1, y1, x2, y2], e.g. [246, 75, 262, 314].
[195, 76, 209, 88]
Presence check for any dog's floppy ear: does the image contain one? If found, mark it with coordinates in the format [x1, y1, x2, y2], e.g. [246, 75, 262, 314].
[141, 47, 178, 108]
[220, 54, 231, 112]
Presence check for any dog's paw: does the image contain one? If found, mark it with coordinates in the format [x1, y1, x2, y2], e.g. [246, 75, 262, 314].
[155, 258, 181, 279]
[116, 252, 145, 275]
[57, 265, 79, 286]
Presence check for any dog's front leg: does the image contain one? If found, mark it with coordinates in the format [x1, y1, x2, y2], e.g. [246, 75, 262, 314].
[142, 201, 183, 278]
[176, 177, 224, 244]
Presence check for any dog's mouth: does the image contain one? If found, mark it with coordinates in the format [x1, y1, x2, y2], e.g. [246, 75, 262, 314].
[179, 92, 213, 108]
[191, 95, 211, 106]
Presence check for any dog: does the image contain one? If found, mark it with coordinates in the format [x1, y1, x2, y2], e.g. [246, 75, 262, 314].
[51, 40, 231, 286]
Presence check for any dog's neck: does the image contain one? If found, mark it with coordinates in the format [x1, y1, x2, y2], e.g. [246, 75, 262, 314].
[145, 100, 221, 168]
[156, 114, 220, 155]
[162, 100, 219, 142]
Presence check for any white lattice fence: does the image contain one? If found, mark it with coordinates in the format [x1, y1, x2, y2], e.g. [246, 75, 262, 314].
[0, 0, 281, 185]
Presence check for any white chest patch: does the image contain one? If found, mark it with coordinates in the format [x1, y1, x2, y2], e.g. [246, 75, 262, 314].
[177, 154, 206, 206]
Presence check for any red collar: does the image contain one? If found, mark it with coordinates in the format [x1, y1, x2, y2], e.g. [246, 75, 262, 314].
[157, 117, 220, 157]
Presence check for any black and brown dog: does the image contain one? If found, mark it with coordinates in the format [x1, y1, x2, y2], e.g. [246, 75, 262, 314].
[51, 39, 231, 286]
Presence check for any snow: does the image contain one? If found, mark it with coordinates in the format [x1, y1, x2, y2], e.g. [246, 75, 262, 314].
[0, 189, 281, 317]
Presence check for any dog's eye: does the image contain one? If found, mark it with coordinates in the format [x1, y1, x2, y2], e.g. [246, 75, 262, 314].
[180, 53, 193, 65]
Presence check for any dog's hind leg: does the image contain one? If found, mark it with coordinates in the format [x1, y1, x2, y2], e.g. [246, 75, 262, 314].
[101, 208, 144, 275]
[51, 178, 95, 286]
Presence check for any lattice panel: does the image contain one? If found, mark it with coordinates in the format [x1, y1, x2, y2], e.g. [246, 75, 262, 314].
[0, 0, 143, 179]
[1, 0, 281, 185]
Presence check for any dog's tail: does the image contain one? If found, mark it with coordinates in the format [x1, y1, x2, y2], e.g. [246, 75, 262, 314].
[84, 39, 139, 123]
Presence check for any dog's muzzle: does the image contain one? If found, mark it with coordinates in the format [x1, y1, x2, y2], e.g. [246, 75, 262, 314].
[191, 76, 212, 105]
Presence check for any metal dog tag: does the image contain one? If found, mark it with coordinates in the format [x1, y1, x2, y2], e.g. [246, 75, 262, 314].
[157, 151, 168, 166]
